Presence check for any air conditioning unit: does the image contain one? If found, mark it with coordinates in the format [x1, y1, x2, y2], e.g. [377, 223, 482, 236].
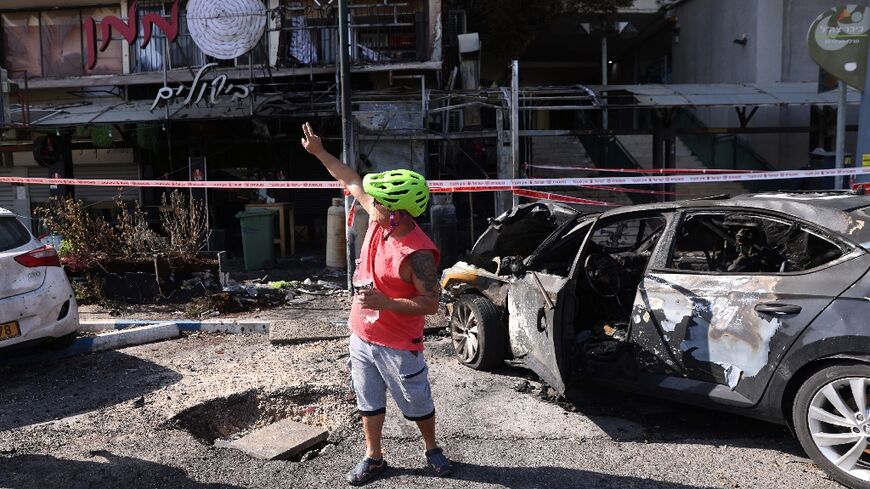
[447, 109, 464, 133]
[445, 10, 467, 47]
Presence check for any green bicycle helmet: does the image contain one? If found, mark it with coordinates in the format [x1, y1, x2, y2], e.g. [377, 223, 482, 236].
[362, 169, 430, 217]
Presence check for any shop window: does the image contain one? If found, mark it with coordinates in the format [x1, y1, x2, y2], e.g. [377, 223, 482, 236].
[1, 8, 122, 78]
[2, 12, 42, 77]
[668, 213, 845, 273]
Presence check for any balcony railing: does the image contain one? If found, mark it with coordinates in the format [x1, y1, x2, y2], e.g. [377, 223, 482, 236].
[277, 1, 427, 68]
[131, 12, 268, 73]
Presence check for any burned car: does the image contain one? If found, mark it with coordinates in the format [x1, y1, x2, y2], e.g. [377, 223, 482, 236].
[441, 192, 870, 489]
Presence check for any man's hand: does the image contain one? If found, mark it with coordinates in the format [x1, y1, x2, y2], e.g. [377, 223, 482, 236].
[301, 122, 324, 156]
[300, 122, 374, 212]
[358, 288, 391, 311]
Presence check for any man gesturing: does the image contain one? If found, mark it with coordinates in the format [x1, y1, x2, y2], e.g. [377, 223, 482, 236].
[301, 123, 453, 485]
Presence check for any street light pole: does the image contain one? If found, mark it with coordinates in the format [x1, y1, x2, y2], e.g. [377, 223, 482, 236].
[835, 80, 847, 190]
[601, 33, 608, 130]
[511, 60, 520, 208]
[338, 0, 355, 290]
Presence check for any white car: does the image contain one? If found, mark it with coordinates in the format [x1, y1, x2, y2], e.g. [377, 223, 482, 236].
[0, 207, 78, 350]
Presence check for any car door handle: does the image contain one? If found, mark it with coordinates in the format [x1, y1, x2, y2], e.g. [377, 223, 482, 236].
[755, 303, 802, 315]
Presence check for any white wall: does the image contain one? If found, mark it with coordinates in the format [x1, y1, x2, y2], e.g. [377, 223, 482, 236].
[671, 0, 835, 170]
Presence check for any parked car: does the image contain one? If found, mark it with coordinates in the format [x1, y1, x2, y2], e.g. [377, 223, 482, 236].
[441, 192, 870, 489]
[0, 207, 78, 351]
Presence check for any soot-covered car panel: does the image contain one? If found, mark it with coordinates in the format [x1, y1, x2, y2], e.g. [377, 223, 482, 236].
[443, 192, 870, 488]
[441, 193, 870, 411]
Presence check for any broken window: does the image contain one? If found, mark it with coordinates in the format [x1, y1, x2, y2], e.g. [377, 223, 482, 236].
[1, 7, 123, 78]
[1, 12, 42, 77]
[277, 0, 426, 67]
[574, 214, 668, 371]
[668, 213, 844, 273]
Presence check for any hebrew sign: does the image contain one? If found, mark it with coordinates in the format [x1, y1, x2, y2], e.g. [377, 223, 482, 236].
[809, 4, 870, 91]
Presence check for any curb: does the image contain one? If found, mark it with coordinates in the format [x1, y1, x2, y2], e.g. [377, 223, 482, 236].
[71, 322, 181, 354]
[79, 319, 443, 336]
[79, 319, 270, 334]
[2, 322, 180, 365]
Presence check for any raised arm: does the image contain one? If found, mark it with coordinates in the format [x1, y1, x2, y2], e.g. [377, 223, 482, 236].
[301, 122, 374, 212]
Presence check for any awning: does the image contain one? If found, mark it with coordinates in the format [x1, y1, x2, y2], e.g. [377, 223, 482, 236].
[11, 95, 284, 127]
[11, 82, 864, 127]
[593, 83, 862, 108]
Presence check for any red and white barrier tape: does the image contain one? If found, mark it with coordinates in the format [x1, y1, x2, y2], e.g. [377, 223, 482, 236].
[527, 165, 760, 174]
[512, 188, 616, 206]
[1, 167, 868, 190]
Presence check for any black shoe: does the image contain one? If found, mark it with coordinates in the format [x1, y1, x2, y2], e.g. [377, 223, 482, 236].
[346, 457, 388, 486]
[425, 447, 453, 477]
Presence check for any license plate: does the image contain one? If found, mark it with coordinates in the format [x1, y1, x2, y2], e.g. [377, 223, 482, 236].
[0, 321, 21, 341]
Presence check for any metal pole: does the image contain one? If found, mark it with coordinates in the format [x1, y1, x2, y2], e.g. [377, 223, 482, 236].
[835, 80, 847, 190]
[339, 0, 355, 291]
[854, 30, 870, 185]
[601, 34, 608, 130]
[511, 60, 519, 208]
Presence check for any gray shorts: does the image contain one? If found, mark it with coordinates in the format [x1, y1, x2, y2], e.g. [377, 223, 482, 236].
[348, 333, 435, 420]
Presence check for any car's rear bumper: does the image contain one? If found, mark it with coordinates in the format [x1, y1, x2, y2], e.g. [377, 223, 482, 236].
[0, 268, 79, 349]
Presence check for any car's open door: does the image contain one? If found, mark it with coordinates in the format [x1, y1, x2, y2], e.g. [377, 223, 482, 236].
[507, 272, 576, 393]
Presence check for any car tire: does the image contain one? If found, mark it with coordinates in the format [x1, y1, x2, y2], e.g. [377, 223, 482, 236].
[449, 294, 505, 371]
[793, 364, 870, 489]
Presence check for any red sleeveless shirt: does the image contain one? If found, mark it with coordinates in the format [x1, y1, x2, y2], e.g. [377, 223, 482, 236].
[350, 221, 440, 351]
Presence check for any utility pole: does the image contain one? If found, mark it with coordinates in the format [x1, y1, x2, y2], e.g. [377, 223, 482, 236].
[601, 34, 608, 130]
[511, 60, 520, 208]
[338, 0, 355, 290]
[835, 80, 847, 190]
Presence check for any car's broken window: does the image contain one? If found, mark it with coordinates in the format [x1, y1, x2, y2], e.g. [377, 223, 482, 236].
[574, 214, 668, 369]
[668, 213, 845, 273]
[581, 215, 667, 307]
[0, 217, 31, 252]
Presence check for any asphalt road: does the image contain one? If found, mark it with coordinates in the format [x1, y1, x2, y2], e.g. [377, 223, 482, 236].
[0, 328, 842, 489]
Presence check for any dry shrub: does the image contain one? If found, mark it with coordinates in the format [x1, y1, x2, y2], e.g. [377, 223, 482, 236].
[160, 190, 210, 261]
[36, 197, 115, 265]
[38, 191, 210, 266]
[114, 197, 163, 258]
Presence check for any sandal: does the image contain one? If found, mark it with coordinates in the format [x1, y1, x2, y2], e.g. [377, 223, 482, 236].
[346, 457, 388, 486]
[425, 447, 454, 477]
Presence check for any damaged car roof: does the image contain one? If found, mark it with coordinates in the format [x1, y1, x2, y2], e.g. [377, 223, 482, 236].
[594, 191, 870, 247]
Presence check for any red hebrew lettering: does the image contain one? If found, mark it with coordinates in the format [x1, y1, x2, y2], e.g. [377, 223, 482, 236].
[141, 0, 180, 48]
[85, 17, 97, 70]
[100, 1, 139, 51]
[86, 1, 138, 70]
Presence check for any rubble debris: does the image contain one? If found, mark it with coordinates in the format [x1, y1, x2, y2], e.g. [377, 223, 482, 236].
[512, 380, 532, 393]
[184, 292, 244, 319]
[227, 419, 328, 460]
[269, 319, 350, 345]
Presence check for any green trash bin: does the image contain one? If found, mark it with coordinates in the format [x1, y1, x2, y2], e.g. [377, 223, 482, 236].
[235, 208, 277, 271]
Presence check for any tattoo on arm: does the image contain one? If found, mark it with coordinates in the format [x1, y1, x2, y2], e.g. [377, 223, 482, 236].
[409, 251, 440, 300]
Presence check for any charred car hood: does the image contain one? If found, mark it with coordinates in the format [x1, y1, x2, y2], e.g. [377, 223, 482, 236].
[468, 202, 583, 271]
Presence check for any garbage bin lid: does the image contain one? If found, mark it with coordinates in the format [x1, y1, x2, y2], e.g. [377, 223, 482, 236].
[235, 208, 278, 218]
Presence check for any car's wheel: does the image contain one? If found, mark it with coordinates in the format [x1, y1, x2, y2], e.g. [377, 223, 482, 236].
[449, 294, 505, 370]
[794, 364, 870, 489]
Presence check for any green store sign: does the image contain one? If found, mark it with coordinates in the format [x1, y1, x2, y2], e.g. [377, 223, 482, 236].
[809, 4, 870, 91]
